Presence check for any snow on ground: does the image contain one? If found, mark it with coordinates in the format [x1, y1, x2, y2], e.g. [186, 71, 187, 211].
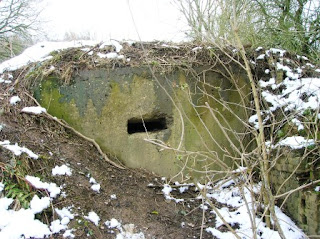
[0, 41, 98, 74]
[52, 164, 73, 176]
[85, 211, 100, 226]
[0, 140, 39, 159]
[21, 106, 47, 115]
[105, 219, 145, 239]
[161, 178, 307, 239]
[0, 179, 53, 238]
[9, 96, 21, 105]
[89, 176, 101, 193]
[25, 175, 61, 198]
[0, 40, 127, 75]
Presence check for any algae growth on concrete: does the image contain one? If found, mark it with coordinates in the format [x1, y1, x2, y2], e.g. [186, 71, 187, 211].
[35, 64, 249, 179]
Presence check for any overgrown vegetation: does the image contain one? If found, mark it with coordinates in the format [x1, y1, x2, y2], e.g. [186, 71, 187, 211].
[168, 1, 320, 238]
[177, 0, 320, 63]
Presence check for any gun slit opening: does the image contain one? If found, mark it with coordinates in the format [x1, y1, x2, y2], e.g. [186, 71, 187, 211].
[127, 117, 167, 134]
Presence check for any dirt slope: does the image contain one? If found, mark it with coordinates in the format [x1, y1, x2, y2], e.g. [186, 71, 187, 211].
[0, 76, 212, 238]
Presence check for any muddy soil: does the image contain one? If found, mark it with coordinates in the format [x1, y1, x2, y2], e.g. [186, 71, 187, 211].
[0, 79, 214, 238]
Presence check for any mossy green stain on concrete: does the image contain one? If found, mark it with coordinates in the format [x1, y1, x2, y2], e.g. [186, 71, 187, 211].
[36, 79, 81, 130]
[35, 66, 249, 178]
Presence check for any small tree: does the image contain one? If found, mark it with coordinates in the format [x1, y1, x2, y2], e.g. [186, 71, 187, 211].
[0, 0, 41, 61]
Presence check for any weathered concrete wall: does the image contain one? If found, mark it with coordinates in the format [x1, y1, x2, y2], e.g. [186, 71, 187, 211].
[34, 66, 249, 178]
[270, 149, 320, 235]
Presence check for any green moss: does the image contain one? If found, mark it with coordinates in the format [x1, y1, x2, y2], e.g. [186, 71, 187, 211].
[35, 78, 82, 130]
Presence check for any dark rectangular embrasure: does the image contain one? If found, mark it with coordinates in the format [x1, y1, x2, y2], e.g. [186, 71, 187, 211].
[127, 117, 167, 134]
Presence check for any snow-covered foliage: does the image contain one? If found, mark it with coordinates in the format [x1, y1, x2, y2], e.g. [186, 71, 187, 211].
[250, 47, 319, 150]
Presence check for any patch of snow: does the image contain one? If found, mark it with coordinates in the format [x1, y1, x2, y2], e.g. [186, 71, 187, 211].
[61, 217, 70, 225]
[116, 224, 145, 239]
[0, 197, 13, 210]
[30, 195, 51, 214]
[315, 186, 320, 192]
[89, 177, 97, 184]
[174, 182, 191, 193]
[265, 69, 270, 74]
[162, 184, 172, 196]
[178, 186, 189, 193]
[0, 41, 100, 74]
[117, 54, 125, 59]
[0, 199, 51, 239]
[256, 54, 265, 60]
[10, 96, 21, 105]
[89, 176, 100, 192]
[97, 52, 124, 59]
[162, 184, 184, 203]
[259, 78, 275, 88]
[85, 211, 100, 226]
[249, 114, 263, 129]
[21, 106, 47, 115]
[88, 175, 101, 193]
[50, 219, 67, 233]
[55, 207, 75, 220]
[100, 40, 123, 53]
[297, 55, 308, 61]
[25, 175, 61, 198]
[0, 140, 39, 159]
[255, 46, 263, 51]
[276, 63, 300, 80]
[203, 178, 306, 239]
[269, 48, 286, 57]
[161, 43, 180, 49]
[258, 77, 320, 113]
[0, 182, 4, 192]
[91, 183, 101, 193]
[192, 46, 202, 52]
[105, 218, 121, 229]
[305, 63, 315, 68]
[273, 136, 315, 149]
[52, 165, 72, 176]
[219, 179, 235, 189]
[291, 118, 304, 131]
[110, 194, 117, 200]
[274, 207, 307, 239]
[63, 229, 75, 238]
[105, 52, 119, 59]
